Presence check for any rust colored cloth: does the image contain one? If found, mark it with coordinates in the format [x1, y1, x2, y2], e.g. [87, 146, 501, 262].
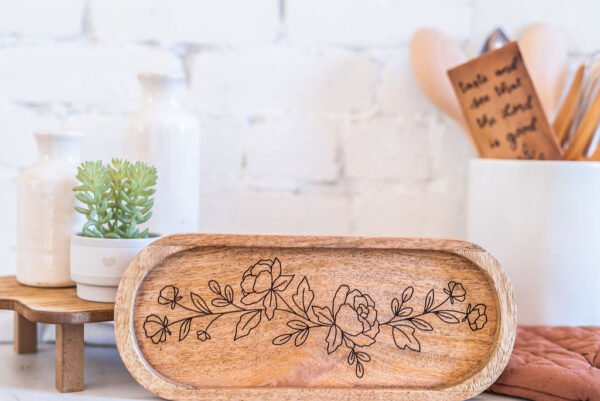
[489, 326, 600, 401]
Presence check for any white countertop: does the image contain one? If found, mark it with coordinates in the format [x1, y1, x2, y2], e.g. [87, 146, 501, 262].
[0, 343, 521, 401]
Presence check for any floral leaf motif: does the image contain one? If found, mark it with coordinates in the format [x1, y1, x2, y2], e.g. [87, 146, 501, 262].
[211, 298, 230, 307]
[424, 289, 435, 312]
[273, 275, 294, 291]
[272, 333, 292, 345]
[391, 298, 400, 315]
[392, 325, 421, 352]
[410, 318, 433, 331]
[190, 293, 210, 314]
[179, 318, 192, 341]
[208, 280, 221, 295]
[326, 324, 343, 354]
[295, 329, 309, 346]
[312, 306, 334, 325]
[293, 277, 314, 313]
[264, 291, 277, 320]
[398, 307, 413, 317]
[356, 352, 371, 362]
[355, 361, 364, 378]
[435, 310, 461, 324]
[402, 286, 414, 303]
[287, 320, 309, 330]
[348, 350, 356, 365]
[224, 285, 234, 303]
[234, 310, 262, 340]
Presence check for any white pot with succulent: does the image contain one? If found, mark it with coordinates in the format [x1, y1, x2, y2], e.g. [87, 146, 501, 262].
[70, 159, 160, 302]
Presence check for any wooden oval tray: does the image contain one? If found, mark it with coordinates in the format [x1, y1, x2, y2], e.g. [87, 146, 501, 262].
[115, 234, 516, 400]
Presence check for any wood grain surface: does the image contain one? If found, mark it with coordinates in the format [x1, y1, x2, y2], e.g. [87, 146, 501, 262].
[0, 276, 113, 324]
[115, 234, 516, 401]
[448, 42, 562, 160]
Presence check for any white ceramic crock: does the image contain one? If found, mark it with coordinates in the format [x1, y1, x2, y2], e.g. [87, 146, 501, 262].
[17, 131, 84, 287]
[467, 158, 600, 325]
[70, 234, 160, 302]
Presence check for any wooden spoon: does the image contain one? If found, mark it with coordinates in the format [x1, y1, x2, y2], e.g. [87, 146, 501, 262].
[409, 28, 471, 143]
[563, 88, 600, 160]
[519, 23, 568, 122]
[553, 64, 585, 146]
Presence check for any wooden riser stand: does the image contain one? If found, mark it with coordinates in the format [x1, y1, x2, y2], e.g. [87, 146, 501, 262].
[0, 276, 114, 392]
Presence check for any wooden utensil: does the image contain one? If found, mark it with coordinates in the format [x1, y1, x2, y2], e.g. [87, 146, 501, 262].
[409, 29, 471, 141]
[563, 88, 600, 160]
[448, 42, 562, 160]
[553, 65, 585, 146]
[519, 23, 568, 122]
[115, 234, 516, 401]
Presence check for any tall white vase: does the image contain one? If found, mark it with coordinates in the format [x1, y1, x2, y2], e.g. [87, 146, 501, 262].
[17, 131, 84, 287]
[126, 73, 200, 234]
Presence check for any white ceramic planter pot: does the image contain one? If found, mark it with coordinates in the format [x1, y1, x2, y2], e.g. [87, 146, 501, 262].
[467, 158, 600, 325]
[70, 234, 160, 302]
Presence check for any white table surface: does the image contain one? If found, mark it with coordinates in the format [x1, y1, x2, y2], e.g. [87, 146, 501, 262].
[0, 343, 522, 401]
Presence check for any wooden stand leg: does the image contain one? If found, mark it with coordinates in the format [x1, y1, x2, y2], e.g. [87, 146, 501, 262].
[13, 312, 37, 354]
[55, 324, 84, 393]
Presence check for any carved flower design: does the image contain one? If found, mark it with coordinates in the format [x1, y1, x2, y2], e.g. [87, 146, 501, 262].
[157, 285, 182, 309]
[240, 258, 294, 320]
[444, 281, 466, 305]
[316, 285, 380, 354]
[143, 314, 171, 344]
[145, 258, 490, 380]
[464, 304, 487, 331]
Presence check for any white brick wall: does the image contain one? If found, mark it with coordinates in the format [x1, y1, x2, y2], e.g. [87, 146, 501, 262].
[0, 1, 589, 281]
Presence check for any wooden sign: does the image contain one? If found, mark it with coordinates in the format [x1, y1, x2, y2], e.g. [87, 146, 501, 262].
[115, 234, 516, 401]
[448, 42, 562, 159]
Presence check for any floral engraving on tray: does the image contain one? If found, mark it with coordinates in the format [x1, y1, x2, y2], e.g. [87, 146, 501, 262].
[142, 258, 488, 378]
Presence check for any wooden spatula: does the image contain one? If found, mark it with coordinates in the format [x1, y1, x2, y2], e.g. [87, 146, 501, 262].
[563, 88, 600, 160]
[519, 23, 568, 122]
[553, 65, 585, 146]
[409, 28, 472, 144]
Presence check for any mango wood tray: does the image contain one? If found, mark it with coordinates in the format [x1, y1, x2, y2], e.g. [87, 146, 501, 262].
[0, 276, 114, 392]
[115, 234, 517, 401]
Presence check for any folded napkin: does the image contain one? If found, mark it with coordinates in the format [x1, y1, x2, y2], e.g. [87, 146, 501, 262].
[489, 326, 600, 401]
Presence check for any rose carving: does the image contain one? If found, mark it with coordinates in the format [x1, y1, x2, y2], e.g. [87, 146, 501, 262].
[326, 286, 380, 353]
[465, 304, 487, 331]
[240, 258, 294, 320]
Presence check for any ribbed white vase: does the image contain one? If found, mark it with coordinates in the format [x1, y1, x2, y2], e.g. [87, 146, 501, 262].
[17, 131, 84, 287]
[126, 73, 200, 234]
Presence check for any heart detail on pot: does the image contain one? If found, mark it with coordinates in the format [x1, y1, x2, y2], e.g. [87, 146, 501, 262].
[102, 257, 117, 268]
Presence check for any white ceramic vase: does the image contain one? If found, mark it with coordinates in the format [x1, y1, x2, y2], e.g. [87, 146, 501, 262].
[126, 73, 200, 235]
[70, 234, 160, 302]
[17, 131, 84, 287]
[467, 158, 600, 325]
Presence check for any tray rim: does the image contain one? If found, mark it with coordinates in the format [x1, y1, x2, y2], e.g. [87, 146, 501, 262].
[115, 233, 516, 401]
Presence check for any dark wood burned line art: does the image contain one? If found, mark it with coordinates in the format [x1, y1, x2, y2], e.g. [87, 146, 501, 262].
[142, 258, 488, 379]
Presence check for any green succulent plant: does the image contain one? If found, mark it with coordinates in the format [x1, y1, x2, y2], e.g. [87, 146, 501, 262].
[74, 159, 157, 239]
